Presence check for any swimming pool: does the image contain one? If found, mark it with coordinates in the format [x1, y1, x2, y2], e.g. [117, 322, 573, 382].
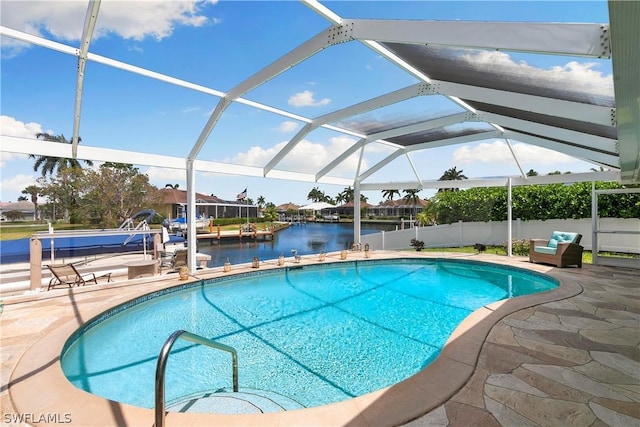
[61, 258, 557, 413]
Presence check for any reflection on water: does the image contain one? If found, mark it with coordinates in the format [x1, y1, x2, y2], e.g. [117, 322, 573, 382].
[198, 222, 396, 267]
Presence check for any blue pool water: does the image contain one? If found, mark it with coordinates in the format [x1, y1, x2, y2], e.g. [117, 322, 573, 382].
[61, 259, 557, 411]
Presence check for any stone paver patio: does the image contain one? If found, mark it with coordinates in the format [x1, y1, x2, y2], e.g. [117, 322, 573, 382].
[408, 259, 640, 427]
[1, 252, 638, 426]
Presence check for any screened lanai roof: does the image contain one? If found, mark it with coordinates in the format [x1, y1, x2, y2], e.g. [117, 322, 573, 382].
[1, 0, 638, 196]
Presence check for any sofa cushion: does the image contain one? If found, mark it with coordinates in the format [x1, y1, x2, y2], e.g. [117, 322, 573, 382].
[549, 231, 579, 248]
[534, 246, 557, 255]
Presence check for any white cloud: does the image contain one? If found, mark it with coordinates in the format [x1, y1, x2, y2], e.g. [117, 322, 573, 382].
[231, 135, 361, 176]
[1, 0, 220, 56]
[460, 50, 612, 93]
[288, 90, 330, 107]
[0, 152, 30, 168]
[0, 174, 38, 200]
[453, 140, 576, 164]
[278, 121, 299, 133]
[1, 115, 45, 138]
[182, 106, 201, 114]
[0, 116, 45, 166]
[145, 166, 187, 183]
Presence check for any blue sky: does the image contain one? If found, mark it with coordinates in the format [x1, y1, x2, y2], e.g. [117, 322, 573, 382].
[0, 1, 612, 207]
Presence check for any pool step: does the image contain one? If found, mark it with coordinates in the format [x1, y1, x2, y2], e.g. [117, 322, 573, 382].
[166, 387, 304, 414]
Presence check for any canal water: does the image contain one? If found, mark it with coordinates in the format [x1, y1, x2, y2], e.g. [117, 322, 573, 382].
[198, 222, 396, 267]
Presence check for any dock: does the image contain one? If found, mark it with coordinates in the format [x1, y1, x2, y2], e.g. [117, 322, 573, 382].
[195, 222, 288, 242]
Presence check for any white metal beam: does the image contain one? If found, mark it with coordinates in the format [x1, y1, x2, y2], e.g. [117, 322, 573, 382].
[265, 169, 352, 186]
[315, 83, 428, 126]
[315, 113, 468, 180]
[479, 112, 618, 153]
[504, 137, 527, 178]
[405, 152, 422, 184]
[302, 0, 342, 25]
[192, 159, 263, 177]
[370, 112, 470, 142]
[315, 138, 367, 181]
[403, 130, 503, 153]
[72, 0, 101, 159]
[186, 159, 197, 272]
[226, 26, 352, 101]
[0, 26, 77, 55]
[1, 135, 186, 169]
[435, 80, 616, 127]
[188, 97, 232, 160]
[347, 19, 611, 58]
[359, 170, 621, 191]
[191, 25, 353, 161]
[609, 0, 640, 183]
[264, 83, 425, 174]
[358, 149, 405, 181]
[503, 130, 619, 166]
[264, 123, 314, 176]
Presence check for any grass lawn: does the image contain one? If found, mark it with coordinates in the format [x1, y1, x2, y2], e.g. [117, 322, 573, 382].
[413, 245, 640, 265]
[0, 223, 88, 241]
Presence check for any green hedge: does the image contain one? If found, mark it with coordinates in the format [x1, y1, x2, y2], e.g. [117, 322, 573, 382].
[210, 217, 265, 226]
[434, 181, 639, 224]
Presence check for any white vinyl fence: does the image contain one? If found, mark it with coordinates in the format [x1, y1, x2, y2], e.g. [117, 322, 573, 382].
[362, 218, 640, 255]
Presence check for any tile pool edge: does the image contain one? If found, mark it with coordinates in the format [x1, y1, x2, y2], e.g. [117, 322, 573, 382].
[7, 255, 583, 427]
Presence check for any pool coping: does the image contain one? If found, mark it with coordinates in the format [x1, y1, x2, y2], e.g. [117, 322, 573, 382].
[6, 252, 582, 426]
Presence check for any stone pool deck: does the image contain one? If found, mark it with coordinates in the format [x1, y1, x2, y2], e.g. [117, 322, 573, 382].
[1, 251, 638, 426]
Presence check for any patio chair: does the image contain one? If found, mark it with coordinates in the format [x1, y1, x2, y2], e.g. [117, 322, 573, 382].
[157, 246, 175, 270]
[529, 231, 584, 268]
[169, 249, 188, 272]
[47, 263, 111, 290]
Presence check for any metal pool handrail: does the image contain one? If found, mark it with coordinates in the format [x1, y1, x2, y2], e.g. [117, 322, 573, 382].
[155, 330, 238, 427]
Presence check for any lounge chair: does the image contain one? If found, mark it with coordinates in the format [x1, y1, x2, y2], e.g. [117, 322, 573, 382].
[47, 263, 111, 290]
[529, 231, 584, 268]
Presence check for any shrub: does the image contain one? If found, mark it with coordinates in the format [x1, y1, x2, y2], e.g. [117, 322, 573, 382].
[503, 238, 530, 256]
[410, 238, 425, 251]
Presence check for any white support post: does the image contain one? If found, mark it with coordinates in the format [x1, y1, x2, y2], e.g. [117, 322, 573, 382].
[354, 181, 361, 246]
[591, 181, 599, 265]
[186, 159, 197, 272]
[507, 177, 513, 257]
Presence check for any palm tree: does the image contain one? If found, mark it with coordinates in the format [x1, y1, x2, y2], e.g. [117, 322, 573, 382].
[337, 186, 354, 204]
[307, 187, 325, 202]
[403, 189, 422, 219]
[29, 133, 93, 177]
[165, 183, 180, 189]
[257, 195, 266, 208]
[526, 169, 538, 177]
[439, 166, 467, 181]
[263, 205, 278, 221]
[21, 184, 40, 221]
[382, 189, 401, 201]
[438, 167, 468, 192]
